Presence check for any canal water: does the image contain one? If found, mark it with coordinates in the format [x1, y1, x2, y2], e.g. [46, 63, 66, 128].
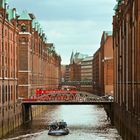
[3, 105, 122, 140]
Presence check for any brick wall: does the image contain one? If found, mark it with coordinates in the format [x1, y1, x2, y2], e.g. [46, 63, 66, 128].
[113, 0, 140, 139]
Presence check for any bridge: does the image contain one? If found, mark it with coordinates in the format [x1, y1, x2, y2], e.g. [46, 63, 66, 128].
[21, 90, 114, 124]
[22, 101, 113, 105]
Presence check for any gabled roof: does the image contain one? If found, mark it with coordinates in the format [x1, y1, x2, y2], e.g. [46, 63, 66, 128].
[18, 10, 32, 20]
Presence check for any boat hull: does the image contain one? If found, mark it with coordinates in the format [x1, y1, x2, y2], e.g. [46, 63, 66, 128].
[48, 129, 69, 136]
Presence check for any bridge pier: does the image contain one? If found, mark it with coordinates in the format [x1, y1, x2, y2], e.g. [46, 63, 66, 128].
[104, 102, 114, 125]
[22, 104, 32, 124]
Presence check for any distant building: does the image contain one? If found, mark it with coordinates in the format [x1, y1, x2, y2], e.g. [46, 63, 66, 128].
[65, 65, 70, 82]
[93, 49, 101, 95]
[61, 65, 70, 82]
[69, 51, 88, 82]
[93, 31, 113, 96]
[81, 56, 93, 81]
[61, 65, 66, 82]
[100, 31, 113, 95]
[81, 56, 93, 92]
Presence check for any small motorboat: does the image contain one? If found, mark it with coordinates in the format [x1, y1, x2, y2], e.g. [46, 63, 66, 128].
[48, 121, 69, 136]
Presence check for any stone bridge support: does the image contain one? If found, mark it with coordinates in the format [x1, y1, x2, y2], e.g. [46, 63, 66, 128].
[104, 103, 114, 125]
[22, 104, 32, 124]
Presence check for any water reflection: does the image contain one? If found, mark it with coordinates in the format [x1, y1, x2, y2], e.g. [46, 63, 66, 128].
[3, 105, 122, 140]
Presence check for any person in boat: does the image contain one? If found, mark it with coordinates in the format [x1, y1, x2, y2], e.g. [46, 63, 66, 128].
[49, 121, 67, 130]
[58, 121, 67, 129]
[48, 121, 69, 136]
[49, 122, 58, 130]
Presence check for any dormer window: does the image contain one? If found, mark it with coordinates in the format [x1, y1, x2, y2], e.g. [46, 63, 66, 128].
[21, 24, 26, 32]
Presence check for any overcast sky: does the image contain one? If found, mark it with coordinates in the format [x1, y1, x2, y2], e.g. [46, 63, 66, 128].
[8, 0, 115, 64]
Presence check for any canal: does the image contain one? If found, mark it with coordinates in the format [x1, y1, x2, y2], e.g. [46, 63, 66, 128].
[3, 105, 122, 140]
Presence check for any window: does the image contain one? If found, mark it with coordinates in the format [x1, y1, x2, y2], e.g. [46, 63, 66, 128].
[5, 85, 7, 102]
[21, 24, 27, 32]
[5, 29, 7, 36]
[0, 86, 1, 103]
[8, 85, 10, 102]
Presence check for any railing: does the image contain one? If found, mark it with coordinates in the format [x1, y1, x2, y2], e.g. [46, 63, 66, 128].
[21, 94, 113, 104]
[20, 89, 113, 104]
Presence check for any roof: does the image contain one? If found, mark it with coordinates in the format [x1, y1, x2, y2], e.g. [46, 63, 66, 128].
[113, 0, 122, 11]
[113, 4, 118, 11]
[32, 20, 44, 36]
[103, 31, 112, 42]
[32, 19, 37, 28]
[116, 0, 122, 3]
[7, 8, 16, 21]
[70, 51, 88, 64]
[82, 56, 93, 62]
[104, 31, 112, 36]
[75, 52, 88, 59]
[18, 10, 32, 20]
[70, 51, 74, 64]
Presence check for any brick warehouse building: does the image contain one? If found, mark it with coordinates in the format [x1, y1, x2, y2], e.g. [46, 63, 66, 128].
[93, 31, 113, 96]
[18, 11, 61, 98]
[81, 56, 93, 92]
[113, 0, 140, 139]
[93, 48, 101, 95]
[69, 51, 88, 82]
[0, 2, 22, 136]
[61, 65, 70, 82]
[100, 31, 113, 96]
[0, 0, 61, 137]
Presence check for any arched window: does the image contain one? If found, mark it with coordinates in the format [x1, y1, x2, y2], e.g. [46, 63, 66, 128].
[21, 24, 26, 32]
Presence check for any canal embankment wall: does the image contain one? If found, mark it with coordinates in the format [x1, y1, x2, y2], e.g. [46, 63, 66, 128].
[104, 102, 139, 139]
[0, 104, 47, 138]
[114, 103, 139, 140]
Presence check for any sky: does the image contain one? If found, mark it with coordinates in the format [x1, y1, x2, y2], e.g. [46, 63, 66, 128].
[8, 0, 116, 64]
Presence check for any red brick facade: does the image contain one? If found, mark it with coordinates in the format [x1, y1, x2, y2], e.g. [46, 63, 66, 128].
[69, 63, 81, 82]
[0, 1, 61, 137]
[18, 15, 61, 98]
[69, 52, 88, 82]
[93, 32, 113, 96]
[113, 0, 140, 139]
[93, 49, 101, 95]
[61, 65, 70, 82]
[100, 33, 113, 95]
[0, 6, 22, 137]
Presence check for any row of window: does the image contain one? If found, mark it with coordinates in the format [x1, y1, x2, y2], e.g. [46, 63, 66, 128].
[0, 84, 18, 104]
[0, 25, 16, 41]
[81, 62, 92, 65]
[81, 65, 92, 69]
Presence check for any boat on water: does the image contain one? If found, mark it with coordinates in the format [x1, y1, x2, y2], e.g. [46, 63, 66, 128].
[48, 121, 69, 136]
